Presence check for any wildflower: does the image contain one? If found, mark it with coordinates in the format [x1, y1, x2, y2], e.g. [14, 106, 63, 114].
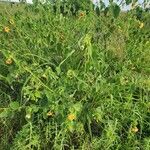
[79, 12, 85, 19]
[131, 126, 138, 133]
[139, 22, 144, 29]
[67, 114, 76, 121]
[5, 58, 13, 65]
[9, 19, 15, 25]
[47, 111, 53, 117]
[4, 26, 10, 33]
[80, 12, 85, 17]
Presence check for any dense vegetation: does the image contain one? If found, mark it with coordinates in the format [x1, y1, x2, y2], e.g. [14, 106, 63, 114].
[0, 1, 150, 149]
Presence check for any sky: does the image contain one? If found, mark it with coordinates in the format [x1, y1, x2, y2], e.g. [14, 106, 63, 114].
[1, 0, 148, 10]
[93, 0, 145, 10]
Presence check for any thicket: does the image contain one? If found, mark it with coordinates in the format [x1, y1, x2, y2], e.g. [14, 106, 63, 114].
[0, 1, 150, 149]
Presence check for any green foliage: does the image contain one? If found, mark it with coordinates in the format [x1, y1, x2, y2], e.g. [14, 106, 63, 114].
[0, 2, 150, 150]
[125, 0, 132, 5]
[111, 3, 121, 18]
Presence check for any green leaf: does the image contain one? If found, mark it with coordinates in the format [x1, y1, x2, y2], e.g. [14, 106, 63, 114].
[111, 3, 121, 18]
[35, 91, 41, 98]
[39, 98, 48, 108]
[125, 0, 132, 5]
[93, 107, 103, 122]
[0, 109, 12, 118]
[31, 105, 39, 113]
[67, 121, 75, 133]
[104, 7, 109, 16]
[9, 101, 20, 110]
[0, 110, 8, 118]
[25, 107, 32, 121]
[72, 102, 82, 112]
[56, 66, 61, 75]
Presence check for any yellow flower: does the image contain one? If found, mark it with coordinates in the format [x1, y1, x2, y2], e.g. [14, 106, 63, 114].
[47, 111, 53, 117]
[78, 12, 86, 19]
[139, 22, 144, 29]
[9, 19, 15, 25]
[4, 27, 10, 33]
[67, 114, 76, 121]
[131, 126, 138, 133]
[5, 58, 13, 65]
[80, 12, 85, 17]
